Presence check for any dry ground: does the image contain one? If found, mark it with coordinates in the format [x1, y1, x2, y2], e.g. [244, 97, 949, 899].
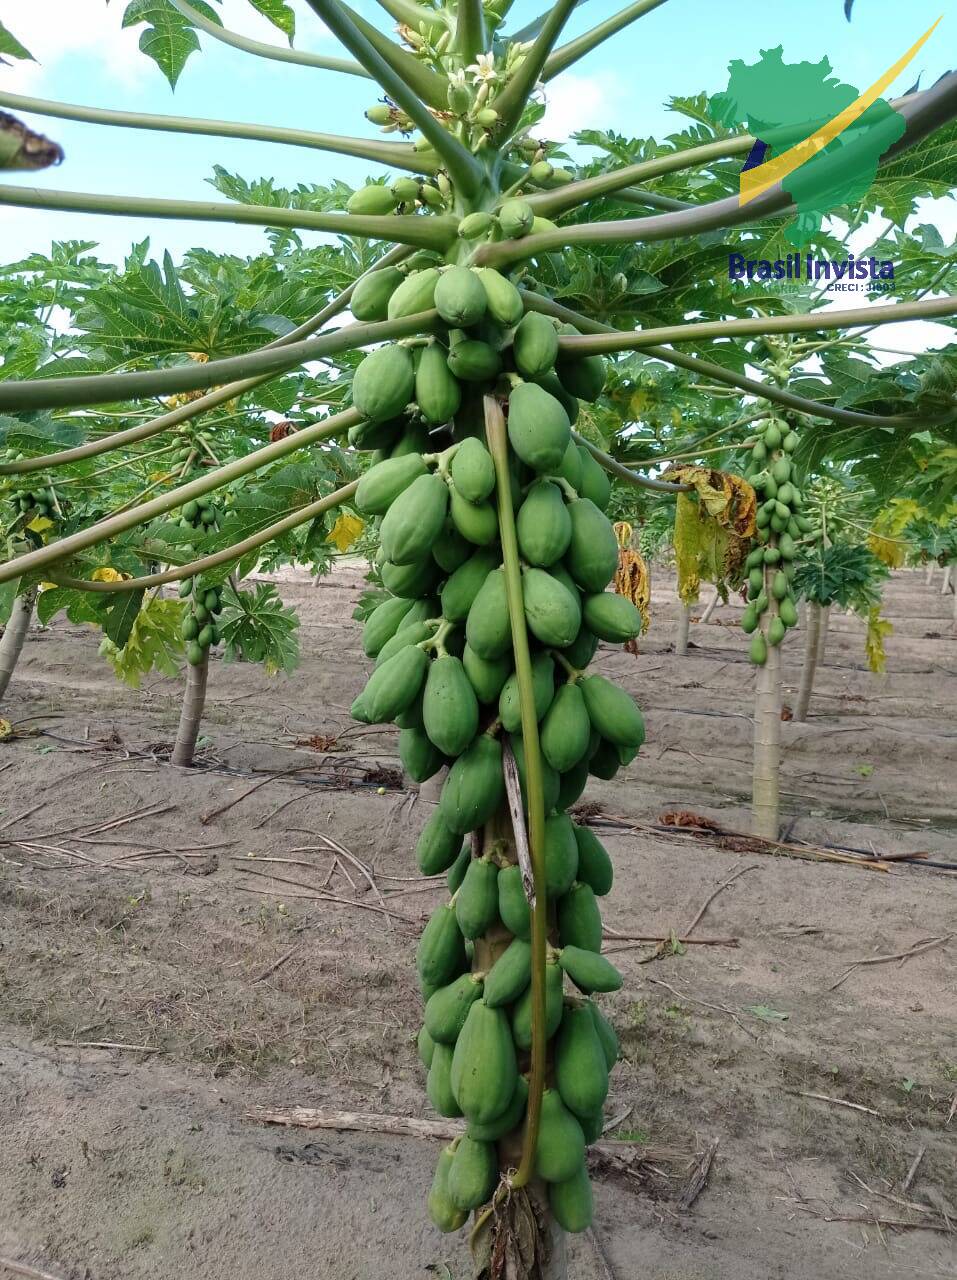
[0, 567, 954, 1280]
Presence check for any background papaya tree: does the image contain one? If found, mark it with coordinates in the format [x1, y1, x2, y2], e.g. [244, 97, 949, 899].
[0, 1, 955, 1272]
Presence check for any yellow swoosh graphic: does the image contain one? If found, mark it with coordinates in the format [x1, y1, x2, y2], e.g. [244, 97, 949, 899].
[740, 15, 943, 206]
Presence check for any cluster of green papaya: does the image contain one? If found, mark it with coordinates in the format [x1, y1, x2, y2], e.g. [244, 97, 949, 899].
[740, 416, 815, 664]
[5, 473, 60, 524]
[178, 574, 224, 666]
[174, 495, 222, 544]
[348, 250, 646, 1234]
[346, 175, 447, 216]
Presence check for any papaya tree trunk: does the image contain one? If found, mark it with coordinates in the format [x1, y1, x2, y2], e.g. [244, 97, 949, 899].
[675, 600, 691, 655]
[699, 588, 719, 624]
[751, 587, 782, 841]
[793, 602, 828, 723]
[171, 650, 209, 766]
[924, 562, 935, 586]
[0, 588, 36, 702]
[941, 565, 952, 595]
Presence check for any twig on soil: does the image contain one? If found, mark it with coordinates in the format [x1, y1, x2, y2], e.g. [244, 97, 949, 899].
[645, 976, 760, 1043]
[789, 1090, 881, 1117]
[253, 790, 314, 829]
[677, 1138, 719, 1211]
[0, 1257, 70, 1280]
[601, 1106, 633, 1134]
[200, 765, 318, 825]
[55, 1040, 160, 1053]
[233, 867, 412, 923]
[792, 1204, 953, 1234]
[827, 934, 952, 991]
[683, 864, 760, 936]
[901, 1146, 926, 1194]
[945, 1094, 956, 1125]
[251, 943, 302, 984]
[602, 933, 739, 954]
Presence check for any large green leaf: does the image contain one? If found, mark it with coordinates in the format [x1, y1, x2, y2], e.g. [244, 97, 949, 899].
[245, 0, 294, 39]
[0, 20, 34, 61]
[121, 0, 222, 87]
[219, 581, 299, 674]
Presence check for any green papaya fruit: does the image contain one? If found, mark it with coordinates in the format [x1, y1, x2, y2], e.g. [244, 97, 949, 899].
[764, 421, 783, 449]
[455, 857, 500, 939]
[399, 725, 446, 783]
[363, 593, 414, 655]
[450, 489, 499, 546]
[465, 568, 511, 660]
[541, 683, 592, 773]
[380, 555, 441, 600]
[559, 945, 622, 994]
[181, 615, 200, 641]
[535, 1088, 586, 1183]
[516, 480, 572, 568]
[446, 844, 470, 894]
[509, 734, 561, 816]
[566, 499, 619, 592]
[557, 349, 606, 403]
[512, 958, 564, 1050]
[578, 1110, 604, 1144]
[350, 264, 404, 321]
[462, 644, 512, 704]
[497, 864, 531, 940]
[768, 615, 786, 646]
[418, 902, 468, 989]
[507, 382, 571, 474]
[555, 1002, 609, 1117]
[779, 596, 798, 628]
[549, 1165, 593, 1233]
[588, 1001, 619, 1069]
[779, 532, 796, 560]
[435, 266, 487, 327]
[587, 739, 618, 779]
[459, 211, 495, 240]
[352, 644, 428, 723]
[582, 592, 642, 643]
[544, 812, 580, 897]
[374, 619, 433, 668]
[447, 1134, 498, 1211]
[357, 455, 429, 520]
[352, 344, 415, 422]
[562, 624, 598, 670]
[418, 1023, 436, 1069]
[483, 938, 532, 1008]
[379, 473, 449, 566]
[450, 437, 496, 504]
[498, 198, 534, 238]
[416, 810, 462, 876]
[750, 631, 767, 665]
[416, 341, 461, 425]
[572, 825, 613, 896]
[186, 640, 204, 666]
[513, 311, 559, 379]
[387, 267, 440, 320]
[433, 525, 472, 574]
[424, 654, 479, 757]
[441, 546, 499, 624]
[389, 421, 432, 458]
[740, 603, 759, 635]
[556, 438, 583, 492]
[447, 338, 502, 383]
[556, 756, 590, 811]
[771, 570, 788, 601]
[425, 972, 485, 1043]
[580, 675, 645, 750]
[427, 1052, 463, 1120]
[347, 183, 399, 215]
[498, 651, 555, 734]
[451, 1000, 518, 1125]
[439, 734, 505, 834]
[558, 882, 603, 953]
[475, 267, 524, 326]
[576, 446, 612, 510]
[349, 414, 403, 451]
[428, 1143, 467, 1230]
[468, 1074, 528, 1141]
[523, 567, 582, 647]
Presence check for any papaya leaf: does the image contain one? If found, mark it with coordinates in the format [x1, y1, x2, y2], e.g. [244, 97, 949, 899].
[0, 414, 85, 456]
[121, 0, 223, 87]
[0, 20, 34, 61]
[244, 0, 294, 39]
[101, 589, 146, 649]
[218, 581, 299, 675]
[99, 597, 186, 688]
[865, 607, 893, 674]
[36, 587, 106, 628]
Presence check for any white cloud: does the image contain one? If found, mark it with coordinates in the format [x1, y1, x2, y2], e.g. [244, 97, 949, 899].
[540, 72, 623, 146]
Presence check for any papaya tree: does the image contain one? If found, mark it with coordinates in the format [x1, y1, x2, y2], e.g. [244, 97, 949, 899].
[0, 2, 956, 1271]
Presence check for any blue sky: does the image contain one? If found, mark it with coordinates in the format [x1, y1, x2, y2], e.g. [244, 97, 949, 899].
[1, 0, 953, 286]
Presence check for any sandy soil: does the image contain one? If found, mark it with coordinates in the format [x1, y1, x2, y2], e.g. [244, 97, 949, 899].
[0, 567, 954, 1280]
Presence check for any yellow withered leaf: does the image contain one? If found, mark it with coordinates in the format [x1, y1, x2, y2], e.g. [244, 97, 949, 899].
[612, 522, 650, 638]
[667, 465, 757, 601]
[26, 516, 53, 534]
[91, 567, 127, 582]
[327, 512, 364, 552]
